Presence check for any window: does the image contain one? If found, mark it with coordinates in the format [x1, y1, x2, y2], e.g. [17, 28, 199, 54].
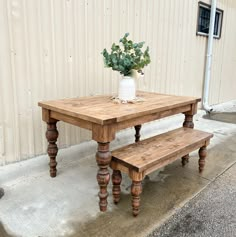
[197, 2, 223, 39]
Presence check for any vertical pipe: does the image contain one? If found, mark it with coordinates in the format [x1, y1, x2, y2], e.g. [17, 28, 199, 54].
[203, 0, 217, 112]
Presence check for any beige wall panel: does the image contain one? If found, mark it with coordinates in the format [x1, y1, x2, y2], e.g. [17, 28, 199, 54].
[217, 0, 236, 103]
[0, 0, 236, 164]
[207, 0, 236, 104]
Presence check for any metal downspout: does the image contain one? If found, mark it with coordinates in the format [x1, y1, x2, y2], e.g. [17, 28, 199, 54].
[202, 0, 217, 112]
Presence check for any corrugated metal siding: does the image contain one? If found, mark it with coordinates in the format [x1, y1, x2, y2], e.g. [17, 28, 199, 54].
[210, 0, 236, 104]
[0, 0, 235, 164]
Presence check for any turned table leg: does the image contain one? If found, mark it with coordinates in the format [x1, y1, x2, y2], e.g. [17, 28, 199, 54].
[183, 114, 194, 129]
[96, 142, 111, 212]
[181, 154, 189, 166]
[112, 170, 122, 204]
[134, 125, 142, 142]
[131, 180, 142, 217]
[46, 121, 59, 177]
[182, 114, 194, 164]
[199, 146, 207, 173]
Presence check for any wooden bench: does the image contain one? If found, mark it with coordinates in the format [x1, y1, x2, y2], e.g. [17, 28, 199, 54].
[110, 127, 213, 216]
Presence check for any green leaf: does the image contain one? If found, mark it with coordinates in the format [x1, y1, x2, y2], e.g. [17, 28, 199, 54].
[102, 33, 151, 75]
[118, 65, 125, 72]
[137, 42, 145, 48]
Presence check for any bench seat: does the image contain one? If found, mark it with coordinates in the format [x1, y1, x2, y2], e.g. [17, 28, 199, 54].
[110, 127, 213, 216]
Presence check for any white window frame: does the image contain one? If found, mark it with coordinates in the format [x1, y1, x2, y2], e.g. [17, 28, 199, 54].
[197, 2, 223, 39]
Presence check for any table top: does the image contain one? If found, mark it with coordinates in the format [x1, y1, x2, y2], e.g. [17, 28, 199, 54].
[38, 91, 201, 125]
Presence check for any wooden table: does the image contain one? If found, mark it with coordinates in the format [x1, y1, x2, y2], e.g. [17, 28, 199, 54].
[38, 91, 201, 211]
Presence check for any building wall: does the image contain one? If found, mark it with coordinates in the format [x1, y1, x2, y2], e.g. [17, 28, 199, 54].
[0, 0, 236, 164]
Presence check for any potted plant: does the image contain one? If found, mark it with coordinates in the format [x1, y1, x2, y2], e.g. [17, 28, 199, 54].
[102, 33, 151, 101]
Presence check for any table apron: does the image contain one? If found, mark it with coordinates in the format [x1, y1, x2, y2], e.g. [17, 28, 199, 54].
[50, 110, 93, 131]
[116, 104, 191, 131]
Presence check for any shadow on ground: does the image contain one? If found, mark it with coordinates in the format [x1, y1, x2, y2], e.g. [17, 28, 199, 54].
[203, 112, 236, 124]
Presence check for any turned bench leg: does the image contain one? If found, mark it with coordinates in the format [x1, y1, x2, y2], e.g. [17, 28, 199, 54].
[199, 145, 207, 173]
[131, 180, 142, 217]
[112, 170, 122, 204]
[134, 125, 142, 142]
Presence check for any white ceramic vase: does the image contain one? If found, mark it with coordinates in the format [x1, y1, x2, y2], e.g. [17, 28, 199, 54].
[118, 76, 136, 101]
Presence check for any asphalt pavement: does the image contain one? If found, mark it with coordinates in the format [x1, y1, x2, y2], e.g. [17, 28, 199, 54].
[148, 162, 236, 237]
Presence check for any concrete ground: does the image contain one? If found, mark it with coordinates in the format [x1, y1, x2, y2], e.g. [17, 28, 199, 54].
[0, 109, 236, 237]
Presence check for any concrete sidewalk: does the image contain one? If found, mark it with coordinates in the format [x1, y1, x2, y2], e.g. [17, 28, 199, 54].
[0, 110, 236, 237]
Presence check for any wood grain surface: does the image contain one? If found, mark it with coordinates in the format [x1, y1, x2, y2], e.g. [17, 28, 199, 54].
[38, 91, 201, 125]
[111, 127, 213, 173]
